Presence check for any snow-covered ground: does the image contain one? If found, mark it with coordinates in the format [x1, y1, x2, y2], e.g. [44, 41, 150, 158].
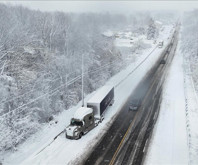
[183, 56, 198, 164]
[1, 26, 174, 165]
[145, 34, 198, 165]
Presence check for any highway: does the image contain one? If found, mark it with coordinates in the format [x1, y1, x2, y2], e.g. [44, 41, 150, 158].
[83, 26, 179, 165]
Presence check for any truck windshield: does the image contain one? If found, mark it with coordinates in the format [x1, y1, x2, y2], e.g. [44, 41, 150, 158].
[70, 119, 83, 126]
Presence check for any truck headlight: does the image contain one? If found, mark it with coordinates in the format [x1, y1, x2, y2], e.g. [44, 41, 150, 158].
[74, 131, 78, 136]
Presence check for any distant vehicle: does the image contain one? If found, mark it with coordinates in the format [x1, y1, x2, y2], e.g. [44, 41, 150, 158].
[65, 85, 114, 139]
[129, 99, 140, 111]
[158, 40, 164, 48]
[115, 34, 119, 38]
[160, 59, 166, 64]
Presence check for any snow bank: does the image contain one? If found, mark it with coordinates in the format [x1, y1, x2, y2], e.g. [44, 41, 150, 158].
[183, 60, 198, 165]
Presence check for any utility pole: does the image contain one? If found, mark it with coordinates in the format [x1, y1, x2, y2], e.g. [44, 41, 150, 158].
[81, 54, 84, 107]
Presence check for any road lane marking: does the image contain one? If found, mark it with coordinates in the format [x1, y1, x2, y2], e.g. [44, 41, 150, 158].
[143, 139, 148, 153]
[109, 112, 138, 165]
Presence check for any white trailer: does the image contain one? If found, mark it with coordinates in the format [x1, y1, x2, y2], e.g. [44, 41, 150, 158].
[87, 85, 114, 120]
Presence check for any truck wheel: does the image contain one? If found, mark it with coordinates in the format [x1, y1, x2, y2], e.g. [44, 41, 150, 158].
[79, 132, 83, 139]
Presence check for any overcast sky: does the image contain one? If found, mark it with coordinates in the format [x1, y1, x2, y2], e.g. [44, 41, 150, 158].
[2, 1, 198, 13]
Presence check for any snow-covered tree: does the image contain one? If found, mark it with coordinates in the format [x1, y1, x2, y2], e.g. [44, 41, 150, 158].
[147, 18, 159, 40]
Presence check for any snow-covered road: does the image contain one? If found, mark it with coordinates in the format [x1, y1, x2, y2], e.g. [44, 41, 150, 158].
[2, 26, 174, 165]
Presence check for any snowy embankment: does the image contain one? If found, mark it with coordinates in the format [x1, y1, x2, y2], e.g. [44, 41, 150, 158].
[145, 34, 198, 165]
[2, 26, 173, 165]
[183, 57, 198, 164]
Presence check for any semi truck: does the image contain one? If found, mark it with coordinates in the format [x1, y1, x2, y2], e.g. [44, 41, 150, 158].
[65, 85, 114, 139]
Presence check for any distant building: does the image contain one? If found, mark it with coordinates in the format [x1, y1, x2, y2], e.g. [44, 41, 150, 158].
[155, 21, 163, 29]
[102, 30, 115, 39]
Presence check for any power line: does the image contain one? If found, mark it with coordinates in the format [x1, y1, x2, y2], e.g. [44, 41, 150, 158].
[0, 75, 82, 119]
[0, 59, 119, 106]
[0, 58, 120, 119]
[0, 70, 79, 105]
